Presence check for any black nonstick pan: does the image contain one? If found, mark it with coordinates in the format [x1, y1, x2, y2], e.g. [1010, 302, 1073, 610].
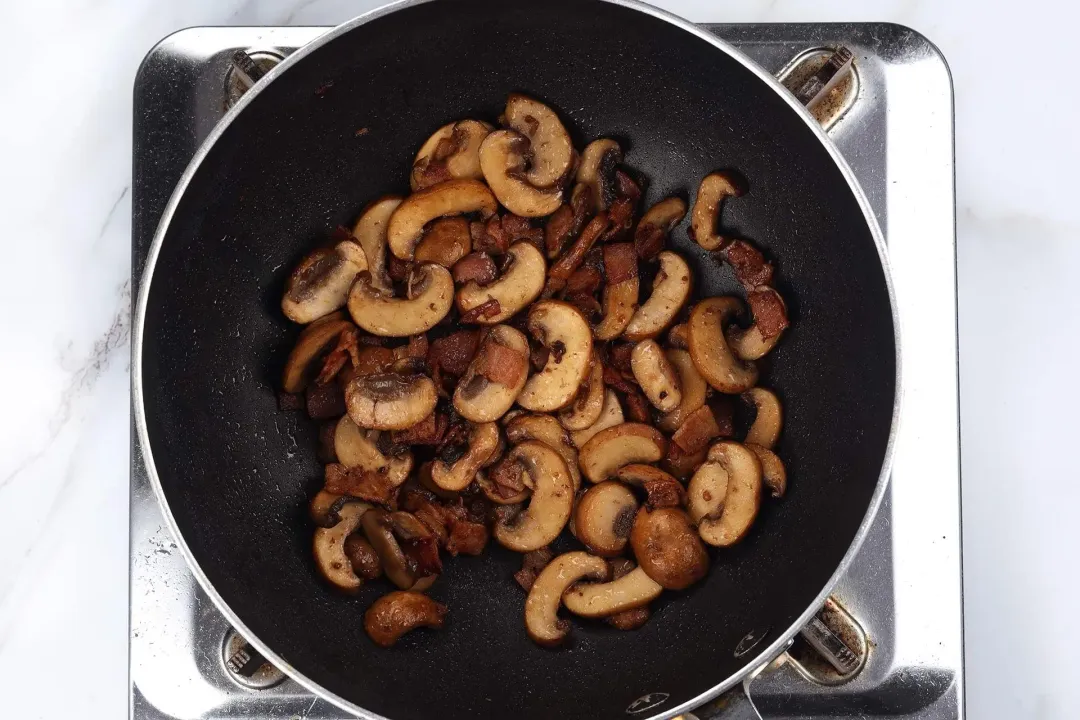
[133, 1, 899, 718]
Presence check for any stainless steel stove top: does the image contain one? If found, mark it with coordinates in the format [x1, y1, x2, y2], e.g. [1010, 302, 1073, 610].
[131, 22, 961, 720]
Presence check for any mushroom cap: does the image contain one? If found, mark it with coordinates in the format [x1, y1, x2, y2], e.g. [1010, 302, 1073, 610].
[687, 296, 759, 393]
[517, 300, 593, 412]
[558, 353, 605, 431]
[593, 273, 639, 341]
[344, 373, 438, 431]
[387, 178, 498, 260]
[430, 422, 501, 492]
[576, 139, 622, 211]
[479, 129, 563, 217]
[624, 251, 693, 341]
[578, 422, 667, 483]
[505, 413, 582, 492]
[347, 263, 455, 337]
[630, 506, 710, 590]
[504, 94, 576, 189]
[410, 119, 492, 190]
[574, 481, 639, 557]
[658, 349, 708, 433]
[364, 591, 447, 648]
[562, 565, 663, 618]
[524, 551, 610, 646]
[281, 246, 366, 324]
[493, 441, 575, 552]
[351, 195, 402, 292]
[334, 416, 413, 486]
[456, 242, 546, 324]
[452, 324, 530, 422]
[281, 312, 353, 393]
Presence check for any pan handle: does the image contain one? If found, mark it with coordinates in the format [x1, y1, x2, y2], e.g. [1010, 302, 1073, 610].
[777, 46, 857, 131]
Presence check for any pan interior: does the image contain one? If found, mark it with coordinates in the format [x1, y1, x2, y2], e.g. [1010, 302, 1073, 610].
[139, 1, 895, 718]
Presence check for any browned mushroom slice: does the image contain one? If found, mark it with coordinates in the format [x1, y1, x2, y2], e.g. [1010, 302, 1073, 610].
[477, 467, 531, 505]
[344, 534, 383, 580]
[347, 263, 454, 336]
[624, 251, 693, 341]
[593, 242, 639, 340]
[687, 297, 759, 393]
[517, 301, 593, 412]
[479, 130, 564, 217]
[693, 441, 763, 547]
[364, 591, 447, 647]
[410, 119, 493, 190]
[455, 242, 546, 324]
[281, 240, 368, 325]
[742, 387, 783, 449]
[430, 422, 501, 492]
[574, 481, 638, 557]
[747, 443, 787, 498]
[313, 501, 373, 592]
[503, 94, 576, 189]
[633, 197, 688, 260]
[667, 322, 690, 349]
[361, 508, 438, 591]
[452, 324, 530, 422]
[570, 389, 624, 448]
[351, 196, 402, 292]
[281, 312, 354, 393]
[414, 216, 472, 267]
[563, 565, 663, 617]
[689, 171, 743, 251]
[576, 139, 622, 211]
[344, 372, 437, 431]
[630, 340, 682, 413]
[558, 353, 605, 431]
[613, 464, 684, 510]
[658, 349, 708, 433]
[334, 416, 412, 486]
[727, 287, 789, 360]
[387, 179, 498, 260]
[493, 441, 575, 552]
[578, 423, 667, 483]
[505, 413, 582, 492]
[524, 551, 610, 646]
[309, 489, 344, 528]
[630, 506, 709, 590]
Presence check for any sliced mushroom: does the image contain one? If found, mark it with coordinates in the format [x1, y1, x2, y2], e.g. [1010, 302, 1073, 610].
[477, 468, 531, 505]
[414, 216, 472, 267]
[687, 297, 759, 393]
[361, 508, 438, 591]
[504, 94, 575, 189]
[576, 139, 622, 211]
[493, 441, 575, 552]
[687, 460, 728, 523]
[344, 534, 382, 580]
[747, 443, 787, 498]
[410, 119, 493, 190]
[574, 481, 638, 557]
[505, 413, 582, 492]
[694, 441, 763, 547]
[624, 252, 693, 341]
[524, 551, 610, 646]
[347, 263, 454, 336]
[578, 423, 667, 483]
[727, 287, 788, 360]
[558, 353, 604, 431]
[563, 566, 663, 617]
[345, 372, 438, 430]
[743, 387, 783, 449]
[658, 349, 708, 433]
[570, 389, 624, 448]
[364, 591, 447, 648]
[630, 340, 682, 413]
[281, 312, 353, 393]
[593, 242, 639, 340]
[281, 243, 367, 325]
[313, 501, 373, 592]
[478, 129, 563, 217]
[455, 242, 546, 324]
[633, 197, 688, 260]
[667, 322, 690, 349]
[430, 422, 500, 492]
[603, 559, 653, 630]
[334, 416, 412, 486]
[630, 506, 710, 590]
[387, 179, 498, 260]
[689, 171, 743, 251]
[310, 489, 344, 528]
[351, 196, 402, 292]
[517, 301, 593, 412]
[453, 324, 530, 422]
[664, 444, 708, 481]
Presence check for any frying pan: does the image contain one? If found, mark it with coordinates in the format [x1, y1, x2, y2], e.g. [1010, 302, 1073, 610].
[133, 1, 900, 718]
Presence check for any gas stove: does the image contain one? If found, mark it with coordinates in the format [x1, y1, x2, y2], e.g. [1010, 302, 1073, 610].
[131, 22, 961, 720]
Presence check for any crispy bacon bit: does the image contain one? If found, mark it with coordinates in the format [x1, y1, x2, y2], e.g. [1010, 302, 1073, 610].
[386, 511, 443, 577]
[471, 216, 510, 255]
[664, 442, 707, 481]
[725, 239, 774, 289]
[622, 389, 651, 423]
[445, 518, 489, 556]
[671, 405, 721, 454]
[603, 365, 638, 394]
[642, 476, 685, 510]
[452, 252, 498, 285]
[565, 265, 603, 296]
[323, 464, 397, 505]
[437, 417, 470, 456]
[315, 327, 361, 385]
[387, 254, 412, 283]
[354, 346, 396, 376]
[501, 214, 532, 238]
[747, 288, 789, 339]
[603, 242, 639, 284]
[391, 411, 447, 446]
[476, 340, 528, 387]
[602, 197, 636, 243]
[609, 343, 635, 374]
[405, 334, 429, 359]
[400, 489, 450, 543]
[489, 457, 527, 498]
[427, 330, 480, 377]
[544, 204, 575, 258]
[514, 546, 555, 591]
[460, 297, 502, 323]
[634, 225, 666, 260]
[711, 397, 735, 438]
[547, 212, 611, 290]
[306, 382, 346, 419]
[414, 160, 453, 190]
[565, 292, 602, 321]
[330, 225, 354, 245]
[277, 391, 303, 412]
[615, 169, 642, 206]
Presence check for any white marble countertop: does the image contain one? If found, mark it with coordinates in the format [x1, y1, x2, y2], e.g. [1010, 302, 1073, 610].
[0, 1, 1076, 718]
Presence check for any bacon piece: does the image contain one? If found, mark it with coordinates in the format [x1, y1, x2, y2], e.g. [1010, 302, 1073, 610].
[547, 212, 611, 291]
[642, 476, 685, 510]
[514, 546, 555, 591]
[445, 518, 489, 556]
[391, 411, 447, 446]
[427, 330, 480, 377]
[634, 225, 665, 260]
[747, 288, 789, 339]
[460, 298, 501, 324]
[354, 346, 396, 376]
[603, 242, 639, 284]
[306, 382, 346, 419]
[725, 239, 773, 289]
[622, 389, 651, 423]
[323, 464, 397, 505]
[277, 391, 303, 412]
[452, 252, 498, 285]
[671, 405, 721, 454]
[602, 196, 636, 243]
[476, 339, 528, 387]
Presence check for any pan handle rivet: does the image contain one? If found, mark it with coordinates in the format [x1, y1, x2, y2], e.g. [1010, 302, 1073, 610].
[221, 627, 286, 690]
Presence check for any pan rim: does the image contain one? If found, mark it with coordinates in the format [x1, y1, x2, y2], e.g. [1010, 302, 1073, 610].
[132, 1, 903, 718]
